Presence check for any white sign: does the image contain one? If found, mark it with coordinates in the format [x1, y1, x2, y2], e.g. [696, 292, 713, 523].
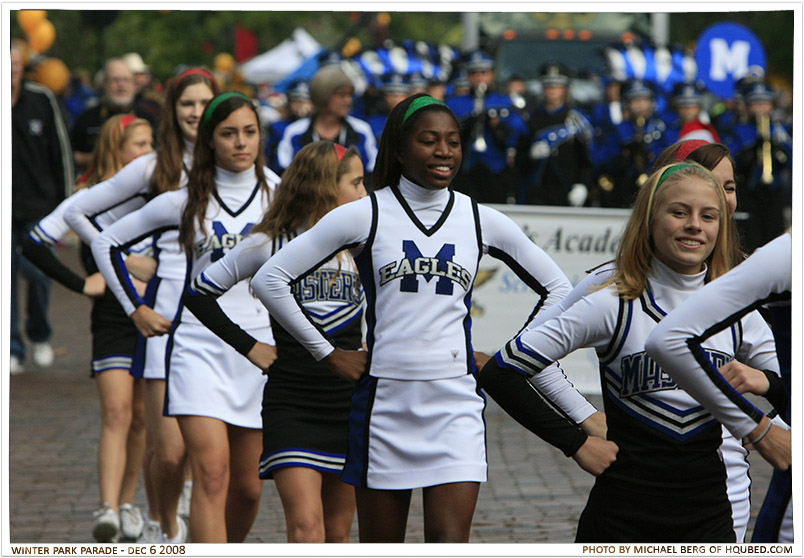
[472, 204, 630, 394]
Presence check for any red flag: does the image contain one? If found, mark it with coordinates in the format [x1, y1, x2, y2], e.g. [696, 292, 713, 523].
[234, 23, 258, 63]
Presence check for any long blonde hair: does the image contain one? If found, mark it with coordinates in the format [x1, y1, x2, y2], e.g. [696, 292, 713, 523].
[606, 162, 734, 299]
[78, 115, 152, 188]
[254, 141, 360, 236]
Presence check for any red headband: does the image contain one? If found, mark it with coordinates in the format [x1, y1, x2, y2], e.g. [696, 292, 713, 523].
[333, 143, 348, 161]
[119, 114, 137, 130]
[175, 68, 215, 85]
[673, 139, 710, 162]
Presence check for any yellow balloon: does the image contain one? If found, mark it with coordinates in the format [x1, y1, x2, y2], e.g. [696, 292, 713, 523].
[35, 57, 70, 94]
[214, 52, 235, 74]
[17, 10, 46, 34]
[28, 19, 56, 53]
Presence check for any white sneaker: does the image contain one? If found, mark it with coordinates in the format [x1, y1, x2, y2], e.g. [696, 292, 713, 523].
[92, 504, 119, 543]
[137, 514, 161, 543]
[31, 342, 54, 368]
[9, 355, 24, 375]
[159, 516, 187, 544]
[119, 503, 144, 540]
[177, 480, 192, 519]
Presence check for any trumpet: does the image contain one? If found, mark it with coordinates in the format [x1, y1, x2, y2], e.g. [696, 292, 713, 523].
[472, 82, 488, 153]
[758, 112, 773, 185]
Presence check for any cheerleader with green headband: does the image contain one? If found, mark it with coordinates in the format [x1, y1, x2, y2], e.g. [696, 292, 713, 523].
[91, 89, 281, 543]
[251, 92, 595, 541]
[478, 160, 771, 543]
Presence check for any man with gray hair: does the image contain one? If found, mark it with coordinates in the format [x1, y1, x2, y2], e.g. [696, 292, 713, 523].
[70, 57, 160, 170]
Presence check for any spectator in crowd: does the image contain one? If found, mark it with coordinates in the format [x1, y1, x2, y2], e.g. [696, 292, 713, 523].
[275, 65, 377, 178]
[517, 62, 595, 206]
[70, 57, 161, 172]
[10, 41, 74, 374]
[729, 81, 792, 252]
[368, 73, 411, 141]
[265, 80, 312, 172]
[62, 68, 98, 127]
[447, 50, 527, 204]
[123, 52, 163, 117]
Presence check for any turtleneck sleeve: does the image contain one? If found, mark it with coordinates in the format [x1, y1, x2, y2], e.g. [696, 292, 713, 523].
[64, 152, 157, 245]
[646, 234, 791, 439]
[250, 195, 374, 360]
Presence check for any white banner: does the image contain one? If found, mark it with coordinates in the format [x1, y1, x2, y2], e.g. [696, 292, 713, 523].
[473, 204, 631, 394]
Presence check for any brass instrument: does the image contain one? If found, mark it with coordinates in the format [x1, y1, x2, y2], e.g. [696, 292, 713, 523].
[472, 82, 488, 153]
[758, 112, 773, 185]
[634, 116, 648, 187]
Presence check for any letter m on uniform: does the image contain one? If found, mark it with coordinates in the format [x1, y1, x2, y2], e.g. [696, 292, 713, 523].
[400, 240, 455, 295]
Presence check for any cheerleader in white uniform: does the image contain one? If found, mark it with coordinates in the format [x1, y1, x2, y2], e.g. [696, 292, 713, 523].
[251, 93, 616, 542]
[479, 162, 779, 542]
[23, 114, 154, 542]
[91, 92, 278, 543]
[646, 232, 792, 540]
[518, 140, 785, 542]
[184, 141, 366, 542]
[65, 68, 219, 543]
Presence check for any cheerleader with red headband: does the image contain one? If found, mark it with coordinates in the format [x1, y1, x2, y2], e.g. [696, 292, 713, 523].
[21, 113, 154, 543]
[65, 68, 220, 544]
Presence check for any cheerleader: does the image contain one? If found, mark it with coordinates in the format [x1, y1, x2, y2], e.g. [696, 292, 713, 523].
[184, 141, 365, 542]
[91, 92, 278, 542]
[65, 68, 219, 543]
[251, 93, 616, 542]
[517, 139, 781, 542]
[479, 162, 779, 542]
[22, 114, 154, 542]
[645, 231, 792, 496]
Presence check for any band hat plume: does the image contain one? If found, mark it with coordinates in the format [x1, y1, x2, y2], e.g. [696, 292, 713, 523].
[202, 91, 252, 127]
[402, 96, 448, 125]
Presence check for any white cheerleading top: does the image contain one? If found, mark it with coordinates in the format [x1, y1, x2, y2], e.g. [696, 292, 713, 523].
[251, 175, 571, 381]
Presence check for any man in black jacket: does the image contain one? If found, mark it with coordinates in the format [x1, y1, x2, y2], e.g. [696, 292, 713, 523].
[11, 42, 74, 374]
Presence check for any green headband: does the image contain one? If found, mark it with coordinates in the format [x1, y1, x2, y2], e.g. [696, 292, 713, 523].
[402, 96, 448, 124]
[202, 91, 252, 127]
[656, 163, 697, 188]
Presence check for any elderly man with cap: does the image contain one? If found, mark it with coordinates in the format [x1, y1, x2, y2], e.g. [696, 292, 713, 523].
[596, 78, 670, 208]
[276, 64, 376, 176]
[70, 56, 161, 172]
[729, 81, 792, 252]
[517, 62, 595, 206]
[446, 50, 528, 204]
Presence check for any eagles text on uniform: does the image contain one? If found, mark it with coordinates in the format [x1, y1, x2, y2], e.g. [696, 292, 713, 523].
[378, 242, 472, 294]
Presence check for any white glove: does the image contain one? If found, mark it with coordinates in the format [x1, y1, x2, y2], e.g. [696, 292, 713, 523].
[529, 140, 551, 160]
[567, 183, 588, 207]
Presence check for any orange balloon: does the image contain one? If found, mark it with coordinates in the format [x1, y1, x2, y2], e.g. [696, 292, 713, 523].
[35, 58, 70, 94]
[28, 19, 56, 53]
[17, 10, 46, 34]
[214, 52, 235, 74]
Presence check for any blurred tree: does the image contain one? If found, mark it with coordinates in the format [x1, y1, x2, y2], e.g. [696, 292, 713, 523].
[8, 10, 792, 89]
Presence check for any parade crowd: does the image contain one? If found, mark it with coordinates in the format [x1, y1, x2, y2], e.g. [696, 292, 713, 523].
[11, 40, 793, 547]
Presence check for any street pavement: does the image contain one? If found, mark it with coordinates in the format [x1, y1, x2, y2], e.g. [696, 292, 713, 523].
[7, 245, 774, 545]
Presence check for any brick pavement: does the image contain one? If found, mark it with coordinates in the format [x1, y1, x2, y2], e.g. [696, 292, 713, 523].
[7, 245, 774, 545]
